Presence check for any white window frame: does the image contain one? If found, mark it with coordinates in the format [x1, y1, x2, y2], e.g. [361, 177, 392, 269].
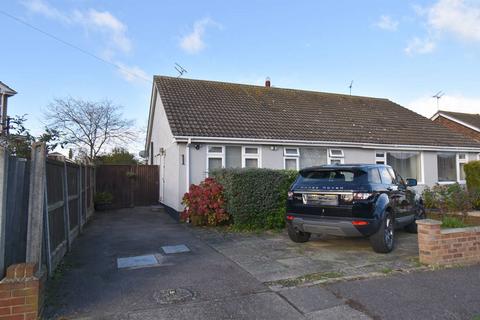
[283, 147, 300, 170]
[457, 153, 468, 184]
[327, 149, 344, 164]
[376, 150, 424, 184]
[437, 152, 458, 184]
[375, 151, 386, 165]
[242, 146, 262, 168]
[206, 145, 225, 175]
[284, 147, 300, 157]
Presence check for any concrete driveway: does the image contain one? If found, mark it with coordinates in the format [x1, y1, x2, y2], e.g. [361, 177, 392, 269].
[191, 224, 421, 287]
[44, 207, 371, 319]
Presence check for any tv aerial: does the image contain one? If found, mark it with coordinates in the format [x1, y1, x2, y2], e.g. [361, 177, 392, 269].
[349, 80, 354, 96]
[432, 91, 444, 111]
[174, 63, 187, 78]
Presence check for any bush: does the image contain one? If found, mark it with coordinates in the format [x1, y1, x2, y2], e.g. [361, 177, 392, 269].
[465, 161, 480, 209]
[211, 168, 298, 230]
[94, 192, 113, 204]
[422, 183, 473, 214]
[441, 216, 468, 229]
[181, 178, 229, 226]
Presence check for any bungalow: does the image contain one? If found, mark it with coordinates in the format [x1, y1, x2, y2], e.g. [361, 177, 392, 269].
[145, 76, 480, 213]
[431, 110, 480, 143]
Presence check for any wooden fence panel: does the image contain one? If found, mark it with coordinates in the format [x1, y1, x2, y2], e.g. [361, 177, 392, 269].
[4, 157, 30, 269]
[96, 165, 159, 208]
[134, 165, 160, 206]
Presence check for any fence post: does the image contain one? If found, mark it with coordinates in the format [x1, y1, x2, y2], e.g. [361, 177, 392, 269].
[78, 164, 83, 233]
[62, 158, 71, 251]
[0, 147, 9, 276]
[26, 142, 47, 272]
[84, 163, 88, 219]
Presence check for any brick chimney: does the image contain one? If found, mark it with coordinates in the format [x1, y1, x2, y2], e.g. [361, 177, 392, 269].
[265, 77, 271, 87]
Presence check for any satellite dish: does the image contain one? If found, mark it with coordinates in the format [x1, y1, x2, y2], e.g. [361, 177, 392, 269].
[139, 150, 147, 158]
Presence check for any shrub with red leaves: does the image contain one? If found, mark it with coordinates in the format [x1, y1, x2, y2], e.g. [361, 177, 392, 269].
[181, 177, 229, 226]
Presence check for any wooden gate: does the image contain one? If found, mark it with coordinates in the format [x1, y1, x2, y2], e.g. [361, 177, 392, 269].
[95, 165, 159, 208]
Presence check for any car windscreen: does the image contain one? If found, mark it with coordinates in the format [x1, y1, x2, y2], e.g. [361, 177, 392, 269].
[296, 169, 367, 186]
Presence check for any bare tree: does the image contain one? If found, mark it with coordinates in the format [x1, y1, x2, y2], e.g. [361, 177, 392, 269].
[45, 98, 136, 160]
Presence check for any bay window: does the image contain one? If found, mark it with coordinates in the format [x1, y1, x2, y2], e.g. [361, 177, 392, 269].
[386, 152, 421, 181]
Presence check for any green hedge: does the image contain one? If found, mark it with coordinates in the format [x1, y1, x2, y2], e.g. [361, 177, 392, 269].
[211, 168, 298, 230]
[465, 161, 480, 191]
[465, 160, 480, 209]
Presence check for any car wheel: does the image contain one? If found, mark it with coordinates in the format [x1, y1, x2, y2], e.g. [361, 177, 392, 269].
[370, 211, 395, 253]
[287, 224, 311, 243]
[404, 206, 426, 234]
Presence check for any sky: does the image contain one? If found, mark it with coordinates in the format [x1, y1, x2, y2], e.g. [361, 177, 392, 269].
[1, 0, 480, 155]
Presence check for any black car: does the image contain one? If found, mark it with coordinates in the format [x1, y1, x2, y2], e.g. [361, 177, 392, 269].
[286, 164, 425, 253]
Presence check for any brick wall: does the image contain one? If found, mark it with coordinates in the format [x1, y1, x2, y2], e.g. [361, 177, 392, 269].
[0, 264, 42, 320]
[417, 219, 480, 265]
[434, 116, 480, 142]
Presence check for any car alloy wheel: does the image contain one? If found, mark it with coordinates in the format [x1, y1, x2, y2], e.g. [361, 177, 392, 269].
[384, 214, 394, 248]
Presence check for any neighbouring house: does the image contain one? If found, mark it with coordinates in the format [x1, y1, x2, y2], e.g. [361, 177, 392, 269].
[431, 110, 480, 144]
[0, 81, 17, 135]
[145, 76, 480, 213]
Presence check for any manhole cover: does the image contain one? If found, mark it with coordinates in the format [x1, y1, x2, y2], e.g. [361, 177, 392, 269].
[117, 254, 159, 269]
[162, 244, 190, 254]
[153, 288, 194, 304]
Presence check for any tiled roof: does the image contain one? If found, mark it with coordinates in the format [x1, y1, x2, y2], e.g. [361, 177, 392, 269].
[154, 76, 480, 148]
[439, 111, 480, 131]
[0, 81, 17, 95]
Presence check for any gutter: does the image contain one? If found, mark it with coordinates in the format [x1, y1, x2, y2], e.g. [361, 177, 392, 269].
[173, 136, 480, 152]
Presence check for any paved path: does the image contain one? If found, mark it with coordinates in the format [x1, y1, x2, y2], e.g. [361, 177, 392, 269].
[191, 225, 419, 284]
[45, 208, 480, 320]
[44, 207, 369, 319]
[325, 264, 480, 320]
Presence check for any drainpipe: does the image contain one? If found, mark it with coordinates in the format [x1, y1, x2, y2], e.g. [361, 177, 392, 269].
[186, 138, 191, 193]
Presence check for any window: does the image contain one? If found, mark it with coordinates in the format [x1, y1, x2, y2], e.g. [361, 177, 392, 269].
[437, 153, 456, 182]
[284, 148, 300, 156]
[299, 148, 327, 168]
[242, 146, 261, 168]
[225, 146, 242, 168]
[386, 152, 420, 181]
[298, 169, 365, 184]
[368, 168, 382, 184]
[284, 147, 300, 170]
[375, 152, 386, 165]
[379, 167, 393, 184]
[328, 149, 344, 164]
[207, 145, 225, 174]
[458, 153, 468, 182]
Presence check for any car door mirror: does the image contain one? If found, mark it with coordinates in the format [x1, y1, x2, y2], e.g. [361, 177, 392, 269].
[405, 178, 417, 187]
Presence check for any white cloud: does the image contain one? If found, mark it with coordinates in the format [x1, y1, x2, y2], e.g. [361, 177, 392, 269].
[21, 0, 69, 22]
[427, 0, 480, 42]
[74, 9, 132, 53]
[21, 0, 132, 54]
[405, 37, 436, 55]
[375, 15, 399, 31]
[406, 0, 480, 55]
[407, 94, 480, 118]
[116, 63, 149, 83]
[180, 18, 220, 54]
